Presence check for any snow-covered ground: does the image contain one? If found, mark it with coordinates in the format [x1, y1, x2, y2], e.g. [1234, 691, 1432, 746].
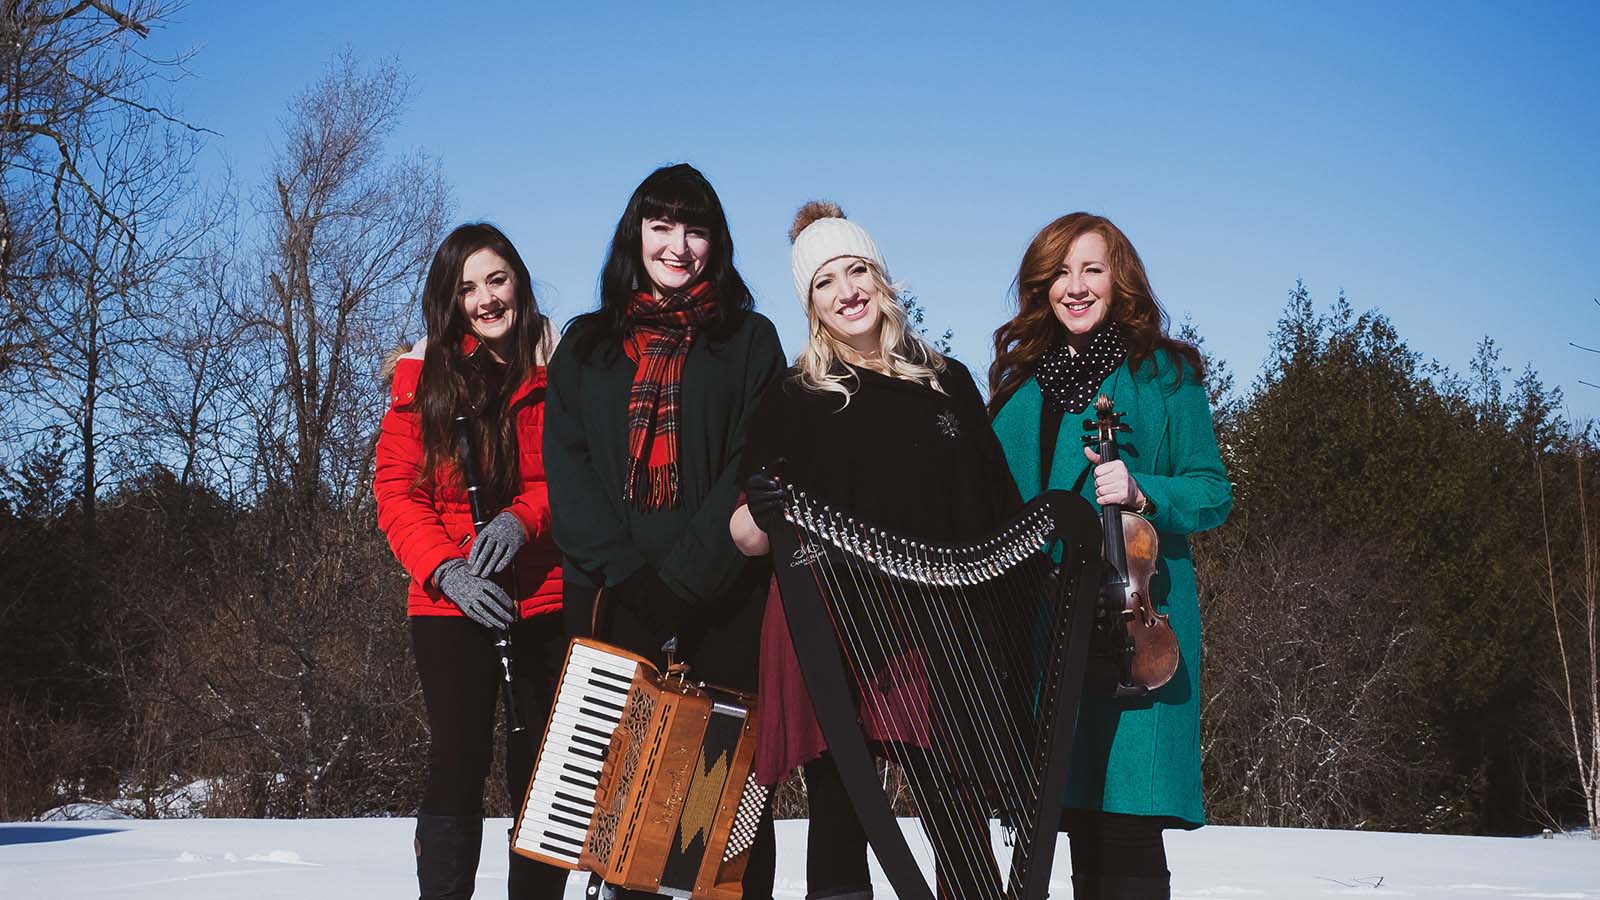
[2, 816, 1596, 899]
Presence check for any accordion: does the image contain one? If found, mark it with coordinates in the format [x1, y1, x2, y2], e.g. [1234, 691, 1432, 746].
[511, 637, 769, 900]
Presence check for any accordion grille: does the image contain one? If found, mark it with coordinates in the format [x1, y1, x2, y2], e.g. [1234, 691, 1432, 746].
[586, 685, 656, 866]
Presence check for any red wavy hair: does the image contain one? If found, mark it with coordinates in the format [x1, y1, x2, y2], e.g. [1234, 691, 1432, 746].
[988, 213, 1203, 416]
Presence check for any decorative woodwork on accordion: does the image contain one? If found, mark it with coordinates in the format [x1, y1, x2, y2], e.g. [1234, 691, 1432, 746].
[511, 637, 766, 900]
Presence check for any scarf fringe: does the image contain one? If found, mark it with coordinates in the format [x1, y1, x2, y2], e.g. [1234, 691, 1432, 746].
[624, 459, 681, 512]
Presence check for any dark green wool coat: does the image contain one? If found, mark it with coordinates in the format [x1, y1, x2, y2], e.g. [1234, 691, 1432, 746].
[543, 311, 785, 687]
[992, 348, 1231, 828]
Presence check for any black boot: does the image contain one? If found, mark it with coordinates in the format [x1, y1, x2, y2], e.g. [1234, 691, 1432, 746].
[507, 837, 570, 899]
[416, 814, 483, 900]
[1097, 874, 1170, 900]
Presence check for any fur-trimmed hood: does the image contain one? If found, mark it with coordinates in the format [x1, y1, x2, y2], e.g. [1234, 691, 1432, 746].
[379, 316, 560, 385]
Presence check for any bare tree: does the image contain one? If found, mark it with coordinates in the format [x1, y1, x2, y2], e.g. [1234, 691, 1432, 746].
[182, 51, 450, 816]
[1198, 527, 1444, 830]
[5, 97, 211, 658]
[1, 1, 202, 383]
[1536, 441, 1600, 837]
[125, 176, 255, 502]
[0, 1, 201, 245]
[240, 49, 449, 511]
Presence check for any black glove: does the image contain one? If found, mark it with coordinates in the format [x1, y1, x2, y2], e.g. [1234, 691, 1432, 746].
[468, 511, 525, 577]
[433, 559, 516, 629]
[614, 566, 690, 635]
[745, 470, 786, 530]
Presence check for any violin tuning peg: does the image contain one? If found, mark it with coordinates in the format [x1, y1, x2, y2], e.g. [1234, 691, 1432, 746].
[1082, 420, 1097, 431]
[1081, 435, 1096, 447]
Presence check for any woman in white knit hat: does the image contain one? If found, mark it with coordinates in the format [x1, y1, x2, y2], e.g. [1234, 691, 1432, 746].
[729, 202, 1023, 899]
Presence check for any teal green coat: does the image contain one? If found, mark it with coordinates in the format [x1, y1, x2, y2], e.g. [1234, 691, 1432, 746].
[992, 349, 1231, 828]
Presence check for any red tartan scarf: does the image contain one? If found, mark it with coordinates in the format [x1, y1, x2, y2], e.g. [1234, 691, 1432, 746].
[622, 280, 720, 510]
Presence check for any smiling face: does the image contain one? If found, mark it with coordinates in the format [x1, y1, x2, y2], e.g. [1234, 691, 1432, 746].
[640, 217, 711, 297]
[1047, 230, 1114, 350]
[458, 247, 517, 360]
[809, 256, 884, 357]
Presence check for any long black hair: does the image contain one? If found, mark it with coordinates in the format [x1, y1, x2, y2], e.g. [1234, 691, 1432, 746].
[573, 163, 753, 361]
[416, 222, 545, 503]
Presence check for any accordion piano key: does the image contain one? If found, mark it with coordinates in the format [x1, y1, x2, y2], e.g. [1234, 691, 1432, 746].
[512, 638, 651, 869]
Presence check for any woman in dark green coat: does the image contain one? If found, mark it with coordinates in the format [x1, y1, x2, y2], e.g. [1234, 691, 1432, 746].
[543, 164, 784, 900]
[989, 213, 1231, 900]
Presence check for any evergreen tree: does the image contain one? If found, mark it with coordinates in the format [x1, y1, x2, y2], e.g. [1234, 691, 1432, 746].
[1199, 283, 1562, 832]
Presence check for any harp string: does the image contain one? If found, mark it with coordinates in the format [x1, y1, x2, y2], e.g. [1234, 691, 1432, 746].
[923, 539, 1040, 806]
[913, 540, 1044, 894]
[787, 492, 1072, 900]
[905, 539, 1034, 846]
[994, 547, 1061, 882]
[879, 536, 1004, 897]
[832, 511, 1002, 899]
[903, 530, 1056, 899]
[904, 545, 1004, 899]
[801, 499, 1002, 900]
[979, 544, 1059, 805]
[790, 490, 1075, 896]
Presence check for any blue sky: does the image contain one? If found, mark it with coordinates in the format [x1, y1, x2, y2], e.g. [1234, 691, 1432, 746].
[151, 1, 1600, 416]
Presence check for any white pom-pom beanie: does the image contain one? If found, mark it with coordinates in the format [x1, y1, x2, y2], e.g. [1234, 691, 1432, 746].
[790, 216, 887, 305]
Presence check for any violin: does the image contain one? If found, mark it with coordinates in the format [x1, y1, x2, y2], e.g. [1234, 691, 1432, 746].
[1085, 395, 1179, 697]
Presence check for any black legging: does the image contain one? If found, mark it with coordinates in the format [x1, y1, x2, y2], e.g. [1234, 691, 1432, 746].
[802, 752, 999, 900]
[802, 755, 872, 899]
[411, 613, 569, 898]
[1059, 809, 1169, 879]
[803, 759, 1168, 895]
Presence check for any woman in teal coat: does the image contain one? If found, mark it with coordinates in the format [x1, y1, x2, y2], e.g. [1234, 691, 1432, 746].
[989, 213, 1231, 900]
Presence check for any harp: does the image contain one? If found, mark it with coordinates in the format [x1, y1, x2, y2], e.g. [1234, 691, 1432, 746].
[764, 479, 1103, 900]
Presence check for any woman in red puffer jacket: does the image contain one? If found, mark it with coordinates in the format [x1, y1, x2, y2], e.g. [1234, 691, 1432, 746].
[373, 222, 567, 900]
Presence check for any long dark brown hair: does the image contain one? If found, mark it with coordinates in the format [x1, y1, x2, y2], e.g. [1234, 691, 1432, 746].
[572, 163, 753, 362]
[988, 213, 1203, 416]
[416, 223, 545, 503]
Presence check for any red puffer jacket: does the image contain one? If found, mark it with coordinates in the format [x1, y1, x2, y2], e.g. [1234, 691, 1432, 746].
[374, 346, 563, 619]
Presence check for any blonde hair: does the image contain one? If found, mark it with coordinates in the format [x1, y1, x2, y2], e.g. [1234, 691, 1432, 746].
[794, 260, 947, 405]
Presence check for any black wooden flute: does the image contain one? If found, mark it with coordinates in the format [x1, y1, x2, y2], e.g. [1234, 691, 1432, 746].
[455, 414, 525, 734]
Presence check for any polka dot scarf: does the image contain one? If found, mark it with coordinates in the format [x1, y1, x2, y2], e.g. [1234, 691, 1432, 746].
[1036, 324, 1128, 414]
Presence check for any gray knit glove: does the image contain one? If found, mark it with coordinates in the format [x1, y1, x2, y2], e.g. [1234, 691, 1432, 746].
[433, 559, 516, 629]
[468, 511, 526, 577]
